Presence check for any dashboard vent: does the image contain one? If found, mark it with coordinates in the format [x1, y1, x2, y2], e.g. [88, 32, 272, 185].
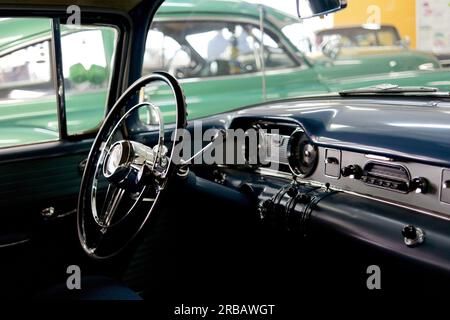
[361, 162, 410, 193]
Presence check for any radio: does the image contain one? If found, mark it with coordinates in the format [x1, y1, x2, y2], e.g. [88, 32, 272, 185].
[342, 162, 428, 194]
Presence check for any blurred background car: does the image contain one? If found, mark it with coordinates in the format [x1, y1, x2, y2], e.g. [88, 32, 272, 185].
[309, 25, 441, 70]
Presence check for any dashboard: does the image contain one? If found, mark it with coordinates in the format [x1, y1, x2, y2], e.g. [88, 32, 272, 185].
[231, 119, 450, 219]
[130, 93, 450, 279]
[162, 95, 450, 283]
[181, 108, 449, 272]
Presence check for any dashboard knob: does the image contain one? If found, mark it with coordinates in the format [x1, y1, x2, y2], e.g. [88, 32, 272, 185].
[401, 225, 425, 247]
[402, 225, 417, 239]
[410, 177, 428, 194]
[341, 165, 363, 179]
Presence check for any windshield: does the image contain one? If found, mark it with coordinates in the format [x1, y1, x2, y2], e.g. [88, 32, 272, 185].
[139, 0, 450, 123]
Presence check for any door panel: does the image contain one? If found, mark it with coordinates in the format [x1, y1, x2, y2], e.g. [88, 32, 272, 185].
[0, 154, 85, 207]
[0, 140, 92, 297]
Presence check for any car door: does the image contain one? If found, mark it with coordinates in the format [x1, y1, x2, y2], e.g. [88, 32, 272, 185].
[0, 17, 120, 297]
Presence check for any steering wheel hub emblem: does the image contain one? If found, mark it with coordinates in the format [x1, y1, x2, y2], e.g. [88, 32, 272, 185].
[102, 140, 158, 190]
[103, 141, 130, 179]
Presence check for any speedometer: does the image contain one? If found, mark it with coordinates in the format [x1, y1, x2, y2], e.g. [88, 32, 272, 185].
[287, 128, 318, 178]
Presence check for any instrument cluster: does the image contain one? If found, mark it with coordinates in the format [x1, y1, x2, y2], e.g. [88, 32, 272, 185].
[238, 120, 318, 178]
[287, 128, 318, 178]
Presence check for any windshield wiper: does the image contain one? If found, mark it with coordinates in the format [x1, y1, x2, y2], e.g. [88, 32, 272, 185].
[339, 84, 450, 97]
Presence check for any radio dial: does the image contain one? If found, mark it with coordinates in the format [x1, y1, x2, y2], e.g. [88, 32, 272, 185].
[410, 177, 428, 194]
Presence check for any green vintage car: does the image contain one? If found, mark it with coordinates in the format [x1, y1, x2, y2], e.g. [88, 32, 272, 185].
[310, 24, 441, 77]
[0, 0, 448, 148]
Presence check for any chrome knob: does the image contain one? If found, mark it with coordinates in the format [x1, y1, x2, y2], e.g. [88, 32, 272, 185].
[41, 206, 56, 218]
[341, 164, 362, 179]
[402, 225, 425, 247]
[410, 177, 428, 194]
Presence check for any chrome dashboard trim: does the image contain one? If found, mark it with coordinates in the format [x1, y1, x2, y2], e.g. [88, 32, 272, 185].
[257, 167, 450, 222]
[365, 154, 394, 162]
[287, 127, 318, 178]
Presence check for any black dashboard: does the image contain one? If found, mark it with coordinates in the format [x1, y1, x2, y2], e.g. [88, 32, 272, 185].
[173, 95, 450, 277]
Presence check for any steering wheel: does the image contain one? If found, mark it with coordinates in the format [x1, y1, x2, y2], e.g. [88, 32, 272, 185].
[77, 72, 187, 259]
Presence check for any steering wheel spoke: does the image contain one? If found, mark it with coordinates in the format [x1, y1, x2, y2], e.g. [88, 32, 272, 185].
[99, 184, 126, 228]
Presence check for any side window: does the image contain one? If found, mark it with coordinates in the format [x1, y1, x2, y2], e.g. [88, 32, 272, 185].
[282, 23, 315, 55]
[143, 29, 193, 78]
[61, 25, 117, 134]
[377, 30, 397, 46]
[0, 18, 118, 149]
[251, 28, 297, 69]
[186, 23, 259, 76]
[143, 20, 297, 80]
[0, 41, 52, 94]
[0, 18, 58, 148]
[354, 32, 377, 47]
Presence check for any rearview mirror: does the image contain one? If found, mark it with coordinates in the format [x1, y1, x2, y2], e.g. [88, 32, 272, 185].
[297, 0, 347, 19]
